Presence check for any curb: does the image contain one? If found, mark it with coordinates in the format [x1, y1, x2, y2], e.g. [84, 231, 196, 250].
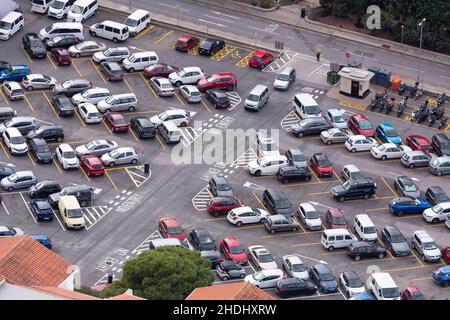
[227, 1, 279, 12]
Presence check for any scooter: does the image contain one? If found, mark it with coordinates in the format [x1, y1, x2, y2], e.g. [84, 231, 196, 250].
[369, 98, 378, 111]
[415, 88, 423, 100]
[438, 117, 448, 130]
[386, 97, 395, 114]
[397, 97, 408, 117]
[398, 83, 406, 96]
[409, 82, 419, 98]
[411, 104, 426, 122]
[417, 106, 429, 123]
[429, 110, 437, 126]
[432, 105, 445, 120]
[437, 93, 447, 106]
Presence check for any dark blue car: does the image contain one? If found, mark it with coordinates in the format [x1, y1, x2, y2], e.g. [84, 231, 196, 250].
[308, 264, 338, 293]
[31, 234, 53, 250]
[376, 123, 401, 144]
[433, 266, 450, 286]
[0, 65, 30, 82]
[349, 293, 376, 300]
[30, 199, 53, 221]
[389, 197, 431, 216]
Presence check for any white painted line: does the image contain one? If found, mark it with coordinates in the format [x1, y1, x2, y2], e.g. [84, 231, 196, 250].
[51, 208, 66, 231]
[440, 75, 450, 80]
[159, 3, 190, 11]
[198, 18, 227, 28]
[84, 213, 92, 225]
[209, 10, 240, 19]
[247, 25, 280, 35]
[128, 170, 147, 180]
[108, 200, 114, 204]
[87, 210, 97, 222]
[2, 201, 10, 215]
[111, 267, 117, 271]
[92, 207, 102, 219]
[20, 193, 37, 223]
[125, 255, 130, 259]
[203, 14, 234, 23]
[307, 64, 327, 77]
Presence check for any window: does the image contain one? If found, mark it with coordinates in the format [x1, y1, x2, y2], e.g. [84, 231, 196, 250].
[105, 26, 113, 32]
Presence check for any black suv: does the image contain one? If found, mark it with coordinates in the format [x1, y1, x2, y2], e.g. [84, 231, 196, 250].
[188, 228, 216, 251]
[198, 38, 225, 56]
[276, 166, 311, 184]
[330, 177, 377, 202]
[52, 95, 74, 117]
[130, 116, 156, 138]
[262, 188, 293, 216]
[425, 186, 449, 205]
[27, 125, 64, 142]
[205, 90, 230, 109]
[432, 133, 450, 156]
[22, 33, 46, 59]
[49, 185, 93, 208]
[347, 241, 387, 261]
[28, 138, 52, 164]
[291, 117, 331, 138]
[29, 180, 62, 199]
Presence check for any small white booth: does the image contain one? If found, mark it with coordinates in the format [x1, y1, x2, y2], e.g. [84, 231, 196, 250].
[338, 67, 374, 98]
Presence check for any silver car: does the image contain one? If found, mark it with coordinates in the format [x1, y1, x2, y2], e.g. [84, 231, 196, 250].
[428, 156, 450, 176]
[273, 66, 295, 91]
[101, 147, 139, 167]
[179, 85, 202, 103]
[324, 109, 347, 129]
[75, 139, 118, 157]
[0, 225, 24, 238]
[401, 150, 431, 169]
[92, 47, 130, 64]
[68, 41, 107, 58]
[22, 74, 57, 91]
[1, 171, 37, 191]
[150, 77, 174, 97]
[320, 128, 349, 145]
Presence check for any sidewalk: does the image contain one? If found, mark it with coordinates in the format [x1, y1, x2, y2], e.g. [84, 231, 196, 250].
[192, 0, 450, 67]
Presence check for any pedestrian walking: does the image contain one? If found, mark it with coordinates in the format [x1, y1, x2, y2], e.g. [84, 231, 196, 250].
[315, 48, 321, 62]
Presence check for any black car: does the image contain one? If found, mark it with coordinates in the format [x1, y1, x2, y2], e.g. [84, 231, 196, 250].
[49, 185, 93, 208]
[188, 228, 217, 251]
[0, 61, 11, 72]
[0, 165, 14, 180]
[347, 241, 387, 261]
[205, 90, 230, 109]
[276, 166, 312, 184]
[275, 278, 317, 298]
[381, 225, 411, 257]
[130, 116, 156, 138]
[291, 118, 331, 138]
[308, 264, 338, 293]
[22, 33, 46, 59]
[426, 186, 449, 205]
[330, 177, 377, 202]
[27, 125, 64, 142]
[29, 180, 62, 199]
[262, 188, 293, 216]
[432, 133, 450, 156]
[216, 261, 246, 281]
[45, 35, 80, 50]
[30, 199, 53, 221]
[28, 138, 52, 164]
[198, 38, 225, 56]
[52, 95, 74, 116]
[200, 250, 223, 268]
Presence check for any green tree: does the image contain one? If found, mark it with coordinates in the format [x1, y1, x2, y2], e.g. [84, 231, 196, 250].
[100, 247, 214, 300]
[259, 0, 273, 9]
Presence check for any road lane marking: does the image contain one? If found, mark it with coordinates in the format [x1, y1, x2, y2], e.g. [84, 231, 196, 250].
[154, 31, 174, 45]
[104, 170, 117, 189]
[174, 91, 186, 106]
[53, 159, 62, 174]
[27, 153, 36, 166]
[155, 134, 166, 150]
[24, 95, 35, 112]
[380, 176, 398, 197]
[20, 193, 37, 223]
[201, 100, 211, 112]
[21, 47, 33, 64]
[0, 141, 9, 158]
[72, 60, 83, 76]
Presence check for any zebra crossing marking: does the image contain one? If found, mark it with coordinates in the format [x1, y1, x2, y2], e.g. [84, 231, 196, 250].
[281, 110, 300, 132]
[83, 206, 113, 230]
[231, 148, 258, 168]
[192, 187, 212, 211]
[225, 92, 241, 110]
[264, 50, 296, 73]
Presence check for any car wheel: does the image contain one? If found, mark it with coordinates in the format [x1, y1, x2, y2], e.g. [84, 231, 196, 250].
[292, 227, 298, 232]
[236, 221, 243, 227]
[381, 155, 387, 161]
[129, 67, 135, 73]
[175, 81, 182, 87]
[240, 273, 245, 279]
[378, 253, 385, 259]
[326, 140, 332, 145]
[109, 162, 115, 167]
[27, 86, 33, 91]
[255, 170, 261, 176]
[444, 281, 450, 287]
[422, 254, 426, 261]
[431, 218, 440, 224]
[90, 31, 96, 37]
[128, 106, 135, 112]
[113, 38, 118, 43]
[222, 276, 229, 281]
[180, 122, 188, 127]
[7, 186, 14, 192]
[49, 84, 55, 90]
[354, 255, 360, 261]
[282, 178, 288, 184]
[56, 137, 63, 142]
[131, 159, 138, 164]
[105, 109, 111, 113]
[338, 196, 345, 202]
[396, 211, 403, 217]
[260, 218, 267, 224]
[437, 171, 442, 176]
[408, 163, 415, 169]
[270, 229, 276, 234]
[227, 85, 233, 91]
[297, 132, 304, 138]
[80, 200, 87, 207]
[363, 194, 370, 200]
[328, 246, 334, 251]
[351, 148, 356, 153]
[75, 53, 80, 58]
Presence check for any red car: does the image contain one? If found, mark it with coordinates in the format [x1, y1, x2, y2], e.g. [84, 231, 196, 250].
[401, 286, 425, 300]
[220, 237, 247, 265]
[50, 48, 71, 66]
[324, 208, 347, 229]
[80, 155, 105, 177]
[442, 246, 450, 264]
[310, 153, 333, 177]
[206, 197, 243, 217]
[174, 35, 200, 52]
[406, 134, 432, 152]
[348, 114, 375, 137]
[103, 112, 129, 133]
[159, 217, 186, 241]
[197, 73, 237, 91]
[249, 51, 274, 70]
[143, 63, 179, 79]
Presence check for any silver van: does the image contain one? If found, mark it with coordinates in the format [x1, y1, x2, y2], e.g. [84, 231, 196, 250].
[97, 93, 137, 112]
[273, 66, 296, 90]
[428, 156, 450, 176]
[149, 238, 192, 250]
[158, 121, 181, 144]
[244, 84, 270, 111]
[321, 229, 357, 251]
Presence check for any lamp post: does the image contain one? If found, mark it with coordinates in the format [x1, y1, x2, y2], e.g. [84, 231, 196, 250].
[400, 25, 404, 44]
[417, 18, 426, 83]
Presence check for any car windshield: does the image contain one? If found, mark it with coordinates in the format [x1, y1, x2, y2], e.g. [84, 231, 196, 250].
[385, 129, 399, 137]
[306, 211, 319, 219]
[115, 118, 127, 125]
[403, 182, 418, 192]
[259, 253, 274, 263]
[390, 235, 405, 243]
[52, 0, 65, 9]
[158, 112, 168, 120]
[86, 141, 97, 150]
[305, 105, 320, 115]
[206, 75, 217, 82]
[191, 91, 200, 96]
[109, 149, 120, 158]
[124, 18, 138, 27]
[334, 115, 345, 123]
[167, 227, 183, 234]
[347, 278, 363, 288]
[0, 22, 11, 30]
[253, 271, 265, 281]
[105, 96, 115, 104]
[423, 241, 437, 250]
[11, 136, 25, 144]
[365, 227, 377, 234]
[441, 141, 450, 148]
[382, 288, 400, 299]
[62, 81, 71, 88]
[176, 70, 186, 77]
[277, 74, 290, 81]
[75, 43, 85, 50]
[63, 151, 76, 158]
[229, 246, 244, 254]
[332, 217, 347, 225]
[3, 120, 12, 127]
[317, 158, 330, 167]
[199, 235, 214, 244]
[92, 164, 103, 169]
[377, 145, 387, 151]
[36, 145, 50, 152]
[67, 209, 82, 218]
[433, 205, 444, 213]
[30, 39, 43, 47]
[359, 120, 372, 130]
[292, 263, 306, 272]
[299, 119, 309, 126]
[7, 173, 17, 181]
[70, 4, 83, 13]
[247, 94, 259, 102]
[275, 200, 291, 209]
[292, 154, 306, 162]
[217, 183, 231, 191]
[319, 272, 334, 281]
[343, 181, 351, 190]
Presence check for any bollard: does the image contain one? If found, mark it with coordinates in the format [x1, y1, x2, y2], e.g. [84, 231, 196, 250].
[107, 274, 113, 284]
[144, 163, 150, 174]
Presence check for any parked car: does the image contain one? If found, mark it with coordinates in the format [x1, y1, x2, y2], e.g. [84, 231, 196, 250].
[53, 78, 92, 96]
[340, 164, 364, 181]
[347, 241, 387, 261]
[168, 66, 205, 86]
[296, 202, 322, 231]
[401, 286, 425, 300]
[201, 249, 224, 268]
[281, 255, 308, 280]
[344, 135, 378, 152]
[206, 197, 243, 217]
[45, 35, 80, 50]
[50, 48, 71, 65]
[80, 155, 104, 176]
[179, 85, 202, 103]
[103, 112, 129, 133]
[423, 202, 450, 224]
[381, 225, 410, 256]
[92, 47, 130, 63]
[143, 63, 178, 78]
[3, 127, 28, 156]
[56, 143, 79, 169]
[1, 171, 37, 191]
[371, 143, 412, 160]
[432, 266, 450, 287]
[22, 33, 46, 59]
[320, 128, 349, 145]
[425, 186, 449, 205]
[158, 217, 185, 241]
[276, 166, 312, 184]
[52, 94, 74, 116]
[77, 103, 101, 124]
[247, 155, 288, 176]
[411, 230, 442, 262]
[308, 264, 338, 293]
[198, 38, 225, 56]
[27, 125, 64, 142]
[406, 134, 432, 152]
[30, 199, 53, 221]
[130, 116, 156, 138]
[68, 41, 106, 57]
[0, 61, 11, 72]
[365, 272, 400, 300]
[389, 197, 431, 216]
[324, 208, 347, 229]
[150, 77, 174, 96]
[2, 81, 24, 100]
[441, 246, 450, 264]
[220, 237, 247, 265]
[30, 234, 52, 250]
[0, 226, 24, 238]
[376, 123, 401, 144]
[72, 87, 110, 105]
[273, 66, 296, 91]
[188, 228, 216, 251]
[208, 175, 233, 197]
[22, 74, 57, 91]
[291, 118, 331, 138]
[205, 89, 230, 109]
[0, 116, 37, 135]
[174, 34, 199, 52]
[29, 180, 61, 199]
[348, 114, 375, 137]
[244, 269, 284, 289]
[330, 177, 377, 202]
[149, 109, 190, 127]
[431, 133, 450, 156]
[0, 165, 15, 181]
[394, 176, 420, 198]
[216, 261, 246, 281]
[75, 139, 118, 157]
[226, 206, 269, 226]
[264, 215, 300, 234]
[428, 156, 450, 176]
[284, 148, 307, 168]
[262, 188, 292, 216]
[338, 271, 366, 298]
[324, 109, 347, 129]
[310, 153, 333, 177]
[197, 73, 237, 91]
[101, 147, 138, 167]
[401, 150, 432, 169]
[249, 51, 273, 70]
[28, 138, 52, 164]
[100, 61, 123, 81]
[0, 65, 30, 82]
[276, 278, 317, 298]
[247, 245, 277, 270]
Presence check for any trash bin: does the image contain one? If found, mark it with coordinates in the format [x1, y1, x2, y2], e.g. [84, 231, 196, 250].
[107, 274, 113, 284]
[391, 76, 401, 92]
[327, 71, 340, 85]
[144, 163, 150, 174]
[368, 66, 379, 84]
[300, 8, 306, 18]
[377, 69, 391, 88]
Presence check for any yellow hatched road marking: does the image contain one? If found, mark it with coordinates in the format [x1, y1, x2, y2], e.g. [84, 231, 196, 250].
[211, 45, 235, 62]
[235, 52, 253, 68]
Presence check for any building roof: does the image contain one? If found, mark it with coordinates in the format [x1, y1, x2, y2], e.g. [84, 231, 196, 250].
[0, 236, 73, 287]
[338, 67, 374, 81]
[108, 293, 146, 300]
[186, 282, 274, 300]
[30, 286, 99, 300]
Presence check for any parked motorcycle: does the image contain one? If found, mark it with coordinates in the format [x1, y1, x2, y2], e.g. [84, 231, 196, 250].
[398, 83, 406, 96]
[417, 106, 429, 123]
[386, 97, 395, 114]
[437, 93, 447, 106]
[415, 88, 423, 100]
[429, 111, 437, 126]
[432, 105, 445, 120]
[397, 97, 408, 117]
[438, 117, 448, 130]
[409, 82, 419, 98]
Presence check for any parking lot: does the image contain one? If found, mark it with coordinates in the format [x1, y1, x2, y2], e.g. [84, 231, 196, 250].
[1, 0, 449, 300]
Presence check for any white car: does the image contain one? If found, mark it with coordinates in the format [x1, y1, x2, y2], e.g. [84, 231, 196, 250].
[56, 143, 79, 169]
[150, 110, 190, 127]
[179, 85, 202, 103]
[72, 87, 110, 105]
[227, 206, 269, 226]
[281, 255, 309, 280]
[339, 271, 366, 298]
[150, 77, 174, 97]
[345, 135, 378, 153]
[77, 103, 102, 124]
[244, 269, 284, 289]
[168, 66, 205, 87]
[371, 143, 412, 160]
[21, 74, 57, 91]
[247, 245, 278, 270]
[3, 127, 27, 156]
[2, 81, 24, 100]
[296, 202, 322, 231]
[247, 155, 288, 176]
[423, 202, 450, 224]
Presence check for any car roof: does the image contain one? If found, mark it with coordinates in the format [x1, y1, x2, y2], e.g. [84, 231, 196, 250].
[212, 175, 229, 184]
[178, 34, 195, 41]
[406, 150, 428, 156]
[9, 116, 35, 123]
[343, 164, 360, 172]
[154, 77, 171, 83]
[343, 271, 359, 280]
[283, 255, 302, 264]
[383, 225, 401, 235]
[0, 226, 11, 232]
[210, 72, 235, 78]
[26, 74, 46, 80]
[231, 206, 255, 215]
[59, 143, 75, 151]
[427, 185, 445, 193]
[160, 217, 179, 227]
[300, 202, 316, 212]
[83, 155, 102, 164]
[54, 48, 69, 54]
[97, 20, 127, 29]
[269, 215, 289, 222]
[181, 66, 202, 73]
[294, 93, 317, 107]
[252, 51, 271, 57]
[81, 103, 98, 111]
[324, 228, 352, 236]
[379, 123, 395, 130]
[439, 266, 450, 272]
[4, 81, 21, 89]
[2, 11, 22, 23]
[352, 114, 369, 121]
[260, 269, 283, 276]
[193, 228, 208, 236]
[115, 147, 135, 153]
[414, 230, 434, 241]
[371, 273, 396, 286]
[408, 134, 429, 142]
[223, 237, 239, 246]
[349, 135, 368, 141]
[109, 112, 125, 119]
[31, 138, 48, 146]
[327, 208, 344, 217]
[287, 148, 303, 155]
[397, 176, 414, 183]
[327, 108, 342, 116]
[87, 87, 110, 93]
[221, 260, 239, 268]
[314, 264, 332, 273]
[4, 127, 21, 136]
[15, 170, 34, 177]
[313, 153, 327, 160]
[164, 109, 187, 116]
[104, 62, 121, 70]
[261, 155, 287, 162]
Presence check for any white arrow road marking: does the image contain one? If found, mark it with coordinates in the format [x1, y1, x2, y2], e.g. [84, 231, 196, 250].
[243, 181, 266, 191]
[411, 177, 421, 182]
[0, 161, 15, 167]
[128, 46, 146, 52]
[294, 254, 328, 264]
[198, 19, 227, 28]
[210, 11, 240, 19]
[203, 14, 235, 23]
[308, 201, 335, 210]
[440, 76, 450, 80]
[339, 108, 355, 115]
[387, 172, 420, 181]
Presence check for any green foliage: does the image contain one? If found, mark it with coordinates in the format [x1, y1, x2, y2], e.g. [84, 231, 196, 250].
[259, 0, 273, 9]
[75, 286, 102, 298]
[99, 281, 128, 298]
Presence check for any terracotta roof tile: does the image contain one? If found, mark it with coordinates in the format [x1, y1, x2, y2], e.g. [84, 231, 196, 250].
[31, 286, 99, 300]
[108, 294, 146, 300]
[0, 236, 72, 287]
[186, 282, 274, 300]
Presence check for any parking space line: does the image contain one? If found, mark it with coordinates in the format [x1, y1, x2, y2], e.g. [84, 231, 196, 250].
[105, 165, 144, 171]
[411, 276, 432, 282]
[201, 100, 211, 112]
[0, 140, 9, 158]
[52, 159, 62, 174]
[262, 231, 322, 239]
[309, 191, 329, 195]
[79, 165, 91, 182]
[155, 134, 166, 150]
[377, 236, 394, 259]
[204, 217, 227, 222]
[154, 31, 174, 44]
[24, 95, 35, 112]
[235, 225, 264, 230]
[251, 192, 269, 213]
[72, 60, 83, 77]
[381, 263, 443, 273]
[350, 256, 416, 265]
[133, 25, 155, 40]
[101, 118, 112, 134]
[139, 73, 158, 98]
[51, 208, 66, 231]
[125, 168, 140, 188]
[211, 45, 235, 62]
[380, 176, 398, 197]
[21, 47, 33, 64]
[47, 54, 57, 69]
[121, 77, 133, 92]
[104, 170, 117, 189]
[48, 140, 86, 146]
[20, 193, 37, 223]
[291, 242, 322, 247]
[43, 92, 60, 119]
[73, 108, 86, 128]
[27, 153, 36, 167]
[410, 250, 425, 267]
[0, 89, 9, 105]
[365, 207, 388, 212]
[333, 170, 343, 184]
[308, 165, 320, 182]
[174, 91, 186, 106]
[129, 128, 140, 142]
[90, 59, 107, 84]
[2, 201, 10, 215]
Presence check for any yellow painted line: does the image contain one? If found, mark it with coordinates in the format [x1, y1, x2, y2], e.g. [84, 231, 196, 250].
[380, 176, 398, 197]
[309, 191, 329, 195]
[423, 223, 446, 228]
[321, 251, 347, 256]
[394, 215, 422, 220]
[365, 207, 389, 212]
[298, 220, 306, 233]
[25, 90, 50, 95]
[155, 134, 166, 150]
[73, 107, 86, 128]
[24, 95, 35, 112]
[47, 54, 57, 69]
[102, 118, 112, 134]
[27, 153, 36, 166]
[90, 59, 107, 84]
[123, 77, 134, 92]
[154, 30, 174, 44]
[235, 52, 253, 68]
[235, 225, 264, 230]
[411, 250, 424, 267]
[80, 165, 91, 182]
[126, 110, 159, 115]
[351, 257, 405, 265]
[140, 73, 158, 98]
[43, 92, 60, 119]
[48, 140, 86, 146]
[308, 165, 320, 182]
[201, 100, 211, 112]
[52, 159, 62, 174]
[377, 236, 394, 259]
[291, 242, 322, 247]
[211, 45, 235, 62]
[22, 47, 33, 64]
[411, 277, 433, 282]
[129, 127, 140, 142]
[175, 91, 186, 106]
[333, 170, 343, 184]
[133, 25, 155, 40]
[0, 89, 9, 105]
[381, 263, 444, 273]
[204, 217, 227, 222]
[72, 60, 83, 77]
[125, 167, 140, 188]
[206, 188, 214, 198]
[252, 192, 269, 213]
[347, 151, 371, 156]
[104, 170, 117, 189]
[281, 180, 339, 188]
[0, 141, 9, 158]
[262, 230, 322, 239]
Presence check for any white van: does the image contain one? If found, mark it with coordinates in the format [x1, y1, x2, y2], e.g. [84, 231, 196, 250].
[124, 9, 151, 36]
[48, 0, 75, 19]
[67, 0, 97, 22]
[366, 272, 400, 300]
[244, 84, 270, 111]
[89, 20, 129, 43]
[293, 93, 322, 119]
[31, 0, 54, 13]
[148, 238, 192, 250]
[321, 229, 357, 251]
[122, 51, 158, 72]
[0, 11, 24, 41]
[38, 22, 84, 41]
[158, 121, 181, 144]
[353, 214, 377, 242]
